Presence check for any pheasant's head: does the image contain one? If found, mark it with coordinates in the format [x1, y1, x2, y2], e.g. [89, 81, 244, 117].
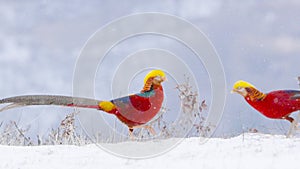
[232, 80, 256, 97]
[142, 69, 166, 92]
[232, 80, 266, 101]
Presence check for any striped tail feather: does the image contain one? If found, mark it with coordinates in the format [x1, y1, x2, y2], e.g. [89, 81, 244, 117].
[0, 95, 102, 112]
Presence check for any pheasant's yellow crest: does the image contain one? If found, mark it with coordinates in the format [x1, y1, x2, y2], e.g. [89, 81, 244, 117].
[233, 80, 256, 90]
[143, 69, 166, 84]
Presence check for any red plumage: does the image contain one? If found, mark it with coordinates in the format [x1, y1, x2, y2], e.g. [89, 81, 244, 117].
[106, 84, 164, 127]
[245, 90, 300, 121]
[233, 80, 300, 123]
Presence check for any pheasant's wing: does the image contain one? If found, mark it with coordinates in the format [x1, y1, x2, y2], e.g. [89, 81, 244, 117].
[111, 92, 152, 112]
[284, 90, 300, 100]
[0, 95, 102, 112]
[111, 91, 161, 124]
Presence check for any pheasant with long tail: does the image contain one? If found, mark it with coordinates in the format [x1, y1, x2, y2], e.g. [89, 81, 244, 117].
[0, 70, 166, 137]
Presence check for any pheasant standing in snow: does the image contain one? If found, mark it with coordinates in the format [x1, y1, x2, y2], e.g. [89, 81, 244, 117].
[0, 70, 166, 137]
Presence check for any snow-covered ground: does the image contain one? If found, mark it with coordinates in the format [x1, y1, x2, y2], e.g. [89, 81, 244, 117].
[0, 133, 299, 169]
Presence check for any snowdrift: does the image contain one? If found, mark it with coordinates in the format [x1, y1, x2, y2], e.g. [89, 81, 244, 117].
[0, 133, 299, 169]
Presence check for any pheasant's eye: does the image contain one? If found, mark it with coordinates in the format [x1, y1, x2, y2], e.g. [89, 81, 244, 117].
[154, 76, 162, 81]
[237, 86, 242, 90]
[245, 87, 252, 92]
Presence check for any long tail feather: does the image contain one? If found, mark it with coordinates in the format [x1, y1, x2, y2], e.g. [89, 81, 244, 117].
[0, 95, 102, 112]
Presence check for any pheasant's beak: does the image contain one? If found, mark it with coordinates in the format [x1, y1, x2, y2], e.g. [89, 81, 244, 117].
[231, 87, 248, 97]
[153, 76, 167, 85]
[231, 89, 238, 94]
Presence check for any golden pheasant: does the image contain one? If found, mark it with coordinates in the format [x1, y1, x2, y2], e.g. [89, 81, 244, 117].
[232, 80, 300, 123]
[0, 69, 166, 137]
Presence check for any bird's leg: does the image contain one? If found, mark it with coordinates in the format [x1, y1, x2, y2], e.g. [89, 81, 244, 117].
[293, 112, 300, 131]
[143, 125, 156, 135]
[286, 114, 300, 138]
[146, 125, 156, 135]
[127, 125, 156, 140]
[129, 128, 134, 140]
[286, 115, 300, 129]
[284, 116, 294, 123]
[133, 125, 156, 135]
